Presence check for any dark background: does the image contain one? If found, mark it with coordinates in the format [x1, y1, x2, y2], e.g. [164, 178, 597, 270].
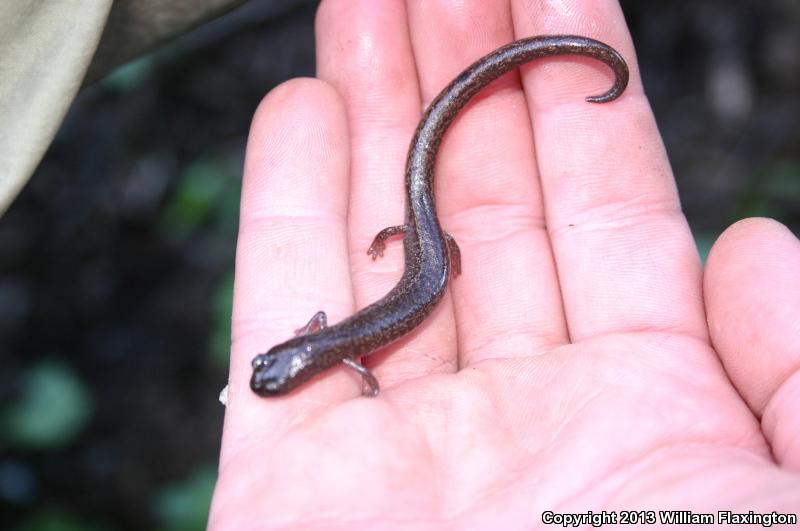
[1, 1, 798, 529]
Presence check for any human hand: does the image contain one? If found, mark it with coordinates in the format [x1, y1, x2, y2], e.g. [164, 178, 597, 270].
[210, 1, 800, 528]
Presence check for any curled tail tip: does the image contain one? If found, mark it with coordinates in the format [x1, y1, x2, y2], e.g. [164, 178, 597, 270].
[585, 78, 629, 104]
[586, 55, 629, 104]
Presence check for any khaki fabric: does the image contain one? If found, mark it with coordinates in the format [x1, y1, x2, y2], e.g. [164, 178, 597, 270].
[0, 0, 249, 215]
[0, 1, 112, 214]
[86, 0, 250, 84]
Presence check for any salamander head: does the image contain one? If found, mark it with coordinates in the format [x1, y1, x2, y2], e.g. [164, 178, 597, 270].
[250, 339, 314, 396]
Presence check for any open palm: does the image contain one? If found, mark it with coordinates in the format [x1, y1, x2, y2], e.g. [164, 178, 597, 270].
[210, 1, 800, 528]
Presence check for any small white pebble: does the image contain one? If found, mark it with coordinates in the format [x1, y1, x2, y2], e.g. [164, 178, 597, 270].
[218, 385, 229, 406]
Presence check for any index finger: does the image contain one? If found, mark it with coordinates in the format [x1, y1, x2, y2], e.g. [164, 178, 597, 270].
[219, 79, 356, 468]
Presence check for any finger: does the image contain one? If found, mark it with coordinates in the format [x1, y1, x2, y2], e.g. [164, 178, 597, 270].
[513, 0, 707, 341]
[705, 218, 800, 469]
[317, 0, 459, 387]
[219, 79, 354, 469]
[405, 1, 569, 368]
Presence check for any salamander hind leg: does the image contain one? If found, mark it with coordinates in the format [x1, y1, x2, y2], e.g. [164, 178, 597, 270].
[367, 225, 408, 260]
[445, 232, 461, 277]
[294, 310, 327, 336]
[342, 358, 380, 397]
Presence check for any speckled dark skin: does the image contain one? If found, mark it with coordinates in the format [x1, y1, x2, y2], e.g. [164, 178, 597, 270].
[250, 35, 629, 397]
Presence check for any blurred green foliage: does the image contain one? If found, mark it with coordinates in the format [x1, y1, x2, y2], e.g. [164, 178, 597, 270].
[158, 155, 241, 242]
[153, 466, 217, 531]
[696, 160, 799, 263]
[159, 157, 231, 242]
[210, 269, 234, 367]
[14, 507, 105, 531]
[694, 232, 717, 264]
[737, 160, 800, 220]
[2, 359, 92, 450]
[100, 55, 155, 93]
[213, 165, 243, 235]
[764, 161, 800, 199]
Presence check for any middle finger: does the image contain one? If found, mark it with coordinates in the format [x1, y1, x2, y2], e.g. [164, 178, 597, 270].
[406, 0, 569, 368]
[316, 0, 460, 389]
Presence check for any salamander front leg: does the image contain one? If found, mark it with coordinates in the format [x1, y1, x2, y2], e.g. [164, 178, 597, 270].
[444, 232, 461, 277]
[342, 358, 380, 397]
[294, 310, 327, 336]
[367, 225, 408, 259]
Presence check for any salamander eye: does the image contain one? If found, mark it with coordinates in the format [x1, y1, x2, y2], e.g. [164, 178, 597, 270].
[251, 353, 275, 370]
